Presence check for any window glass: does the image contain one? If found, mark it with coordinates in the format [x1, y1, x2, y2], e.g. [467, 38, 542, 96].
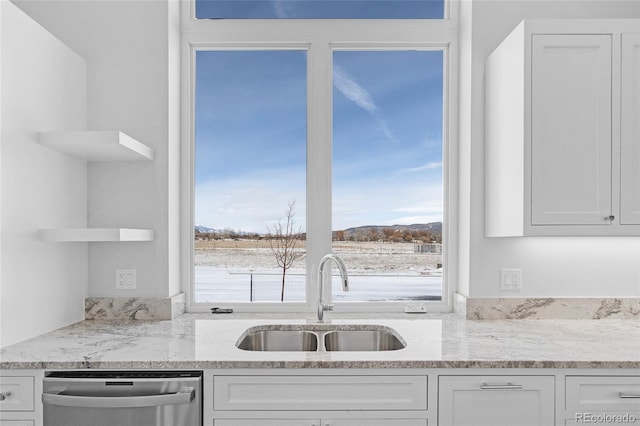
[194, 50, 307, 303]
[195, 0, 445, 19]
[332, 50, 444, 303]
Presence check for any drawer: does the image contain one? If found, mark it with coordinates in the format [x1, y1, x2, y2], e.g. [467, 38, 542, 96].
[213, 375, 427, 411]
[321, 420, 427, 426]
[565, 412, 640, 425]
[215, 420, 426, 426]
[438, 375, 555, 426]
[0, 421, 35, 426]
[0, 377, 34, 412]
[215, 421, 318, 426]
[566, 376, 640, 412]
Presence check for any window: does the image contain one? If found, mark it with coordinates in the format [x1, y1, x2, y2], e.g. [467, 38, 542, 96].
[194, 50, 307, 303]
[195, 0, 445, 19]
[182, 1, 458, 312]
[332, 50, 444, 303]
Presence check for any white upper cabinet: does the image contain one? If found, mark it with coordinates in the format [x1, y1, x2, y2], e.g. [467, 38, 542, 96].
[530, 34, 611, 226]
[486, 20, 640, 236]
[620, 34, 640, 225]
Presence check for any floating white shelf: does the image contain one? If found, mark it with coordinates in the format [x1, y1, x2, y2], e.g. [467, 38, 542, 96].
[38, 131, 153, 161]
[39, 228, 155, 242]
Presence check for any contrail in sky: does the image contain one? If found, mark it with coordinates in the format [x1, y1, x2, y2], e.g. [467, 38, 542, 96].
[333, 65, 398, 143]
[333, 65, 379, 114]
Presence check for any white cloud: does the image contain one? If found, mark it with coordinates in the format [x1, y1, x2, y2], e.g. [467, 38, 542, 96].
[195, 171, 306, 233]
[389, 214, 444, 226]
[198, 171, 443, 232]
[332, 178, 443, 230]
[397, 161, 443, 174]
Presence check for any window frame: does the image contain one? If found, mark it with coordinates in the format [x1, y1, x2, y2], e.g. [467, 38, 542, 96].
[181, 0, 459, 313]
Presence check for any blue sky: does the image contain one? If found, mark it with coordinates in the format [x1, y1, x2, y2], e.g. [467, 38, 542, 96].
[332, 50, 443, 230]
[195, 49, 443, 233]
[196, 0, 444, 19]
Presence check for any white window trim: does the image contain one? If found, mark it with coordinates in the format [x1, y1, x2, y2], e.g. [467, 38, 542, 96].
[180, 0, 459, 313]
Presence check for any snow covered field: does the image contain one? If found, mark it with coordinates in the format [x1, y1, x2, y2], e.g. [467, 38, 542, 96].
[195, 240, 443, 302]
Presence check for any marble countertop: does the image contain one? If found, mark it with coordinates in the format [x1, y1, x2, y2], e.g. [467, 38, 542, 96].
[1, 313, 639, 370]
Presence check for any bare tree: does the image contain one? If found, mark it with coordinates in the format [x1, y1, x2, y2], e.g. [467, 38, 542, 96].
[266, 200, 304, 301]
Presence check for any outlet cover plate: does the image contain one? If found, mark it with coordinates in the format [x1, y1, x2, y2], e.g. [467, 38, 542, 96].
[500, 268, 522, 291]
[116, 269, 136, 290]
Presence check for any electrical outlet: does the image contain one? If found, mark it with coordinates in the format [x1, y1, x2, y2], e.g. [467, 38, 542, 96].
[116, 269, 136, 290]
[500, 268, 522, 291]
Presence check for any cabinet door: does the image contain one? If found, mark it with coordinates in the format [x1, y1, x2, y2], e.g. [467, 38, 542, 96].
[566, 376, 640, 413]
[214, 420, 426, 426]
[0, 377, 34, 412]
[566, 415, 640, 425]
[438, 376, 555, 426]
[214, 421, 319, 426]
[323, 420, 426, 426]
[621, 34, 640, 225]
[530, 34, 612, 226]
[213, 375, 427, 411]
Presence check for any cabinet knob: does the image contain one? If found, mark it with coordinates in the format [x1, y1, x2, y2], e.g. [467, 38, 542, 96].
[605, 215, 615, 221]
[0, 391, 11, 401]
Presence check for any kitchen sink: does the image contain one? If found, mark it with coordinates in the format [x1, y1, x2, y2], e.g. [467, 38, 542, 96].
[237, 330, 318, 351]
[236, 325, 405, 352]
[323, 329, 405, 351]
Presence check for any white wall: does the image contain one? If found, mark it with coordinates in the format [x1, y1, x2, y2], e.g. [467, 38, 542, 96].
[13, 0, 182, 299]
[0, 1, 88, 348]
[6, 0, 640, 323]
[462, 0, 640, 297]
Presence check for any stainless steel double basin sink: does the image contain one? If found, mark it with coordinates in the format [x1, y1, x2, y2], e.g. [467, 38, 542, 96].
[237, 325, 406, 352]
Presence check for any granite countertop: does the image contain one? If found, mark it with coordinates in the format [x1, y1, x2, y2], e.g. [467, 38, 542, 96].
[1, 313, 639, 370]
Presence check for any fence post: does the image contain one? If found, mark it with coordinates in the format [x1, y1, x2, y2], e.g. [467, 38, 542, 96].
[250, 272, 253, 302]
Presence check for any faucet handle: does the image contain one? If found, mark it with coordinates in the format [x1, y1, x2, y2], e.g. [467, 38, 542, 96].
[317, 302, 334, 323]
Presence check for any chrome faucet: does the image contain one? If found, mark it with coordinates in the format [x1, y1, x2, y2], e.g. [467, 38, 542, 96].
[317, 253, 349, 322]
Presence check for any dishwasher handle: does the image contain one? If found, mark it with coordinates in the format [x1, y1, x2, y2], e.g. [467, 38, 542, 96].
[42, 386, 195, 408]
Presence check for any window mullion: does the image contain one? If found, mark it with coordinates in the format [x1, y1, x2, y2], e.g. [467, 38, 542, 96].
[306, 41, 333, 306]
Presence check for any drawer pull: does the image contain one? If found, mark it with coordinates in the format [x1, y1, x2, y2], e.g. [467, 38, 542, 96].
[0, 391, 11, 401]
[619, 393, 640, 399]
[480, 383, 523, 390]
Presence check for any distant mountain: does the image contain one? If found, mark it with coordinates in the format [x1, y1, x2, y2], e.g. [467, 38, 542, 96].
[195, 225, 217, 233]
[195, 222, 443, 240]
[342, 222, 442, 235]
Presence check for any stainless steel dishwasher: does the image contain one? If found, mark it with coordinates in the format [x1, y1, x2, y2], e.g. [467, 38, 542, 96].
[42, 371, 202, 426]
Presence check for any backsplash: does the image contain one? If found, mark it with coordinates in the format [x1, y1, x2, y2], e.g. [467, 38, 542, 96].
[85, 293, 185, 320]
[454, 293, 640, 320]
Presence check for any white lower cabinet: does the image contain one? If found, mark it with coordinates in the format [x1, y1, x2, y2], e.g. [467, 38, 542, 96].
[566, 416, 640, 425]
[437, 375, 555, 426]
[0, 371, 42, 426]
[565, 376, 640, 425]
[214, 420, 426, 426]
[214, 421, 319, 426]
[209, 372, 429, 426]
[213, 375, 427, 411]
[324, 420, 426, 426]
